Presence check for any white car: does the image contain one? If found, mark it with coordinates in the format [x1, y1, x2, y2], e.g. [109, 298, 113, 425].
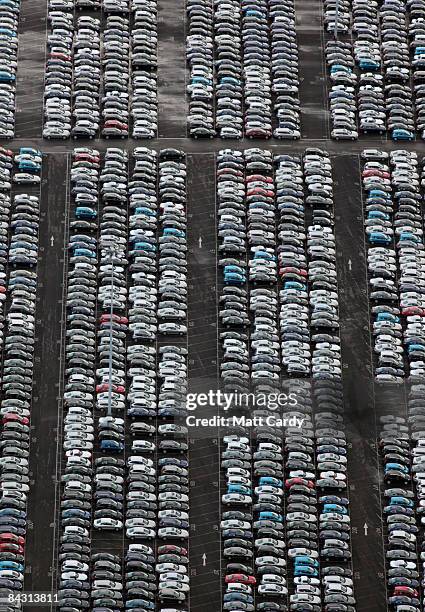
[93, 518, 123, 530]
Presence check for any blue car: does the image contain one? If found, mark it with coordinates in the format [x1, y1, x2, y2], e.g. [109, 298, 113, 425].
[163, 228, 185, 238]
[224, 272, 245, 285]
[294, 556, 319, 567]
[224, 593, 254, 603]
[0, 1, 20, 11]
[389, 496, 414, 507]
[192, 76, 212, 85]
[135, 207, 156, 216]
[259, 511, 283, 522]
[19, 160, 40, 171]
[75, 206, 97, 219]
[294, 566, 318, 577]
[73, 248, 96, 258]
[220, 76, 241, 85]
[376, 312, 399, 323]
[407, 343, 425, 353]
[323, 503, 348, 514]
[259, 477, 282, 486]
[133, 241, 156, 252]
[100, 440, 124, 453]
[0, 28, 16, 36]
[245, 9, 264, 16]
[367, 189, 391, 199]
[284, 281, 305, 290]
[20, 147, 42, 156]
[253, 251, 276, 260]
[359, 59, 380, 70]
[385, 463, 409, 473]
[392, 128, 414, 141]
[0, 71, 14, 81]
[368, 210, 389, 220]
[330, 64, 352, 73]
[0, 561, 23, 571]
[126, 601, 155, 610]
[399, 232, 420, 242]
[369, 231, 391, 245]
[224, 265, 245, 274]
[227, 484, 251, 494]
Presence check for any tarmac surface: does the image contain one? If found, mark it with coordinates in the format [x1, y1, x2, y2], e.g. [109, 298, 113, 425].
[9, 1, 416, 611]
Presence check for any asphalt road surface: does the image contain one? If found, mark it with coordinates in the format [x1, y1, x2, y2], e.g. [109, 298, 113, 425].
[6, 0, 421, 608]
[15, 0, 46, 139]
[22, 154, 69, 610]
[333, 154, 387, 612]
[187, 153, 222, 612]
[158, 0, 187, 138]
[20, 150, 409, 612]
[295, 0, 329, 140]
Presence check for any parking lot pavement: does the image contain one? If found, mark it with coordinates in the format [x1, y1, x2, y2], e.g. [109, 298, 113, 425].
[15, 0, 47, 139]
[186, 153, 222, 611]
[22, 153, 69, 604]
[157, 0, 187, 138]
[295, 0, 329, 140]
[333, 154, 387, 612]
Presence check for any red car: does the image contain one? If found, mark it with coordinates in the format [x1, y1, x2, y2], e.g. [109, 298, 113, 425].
[96, 384, 125, 394]
[245, 128, 272, 138]
[362, 169, 390, 179]
[246, 174, 273, 183]
[105, 120, 128, 130]
[394, 586, 418, 597]
[157, 545, 188, 556]
[247, 188, 275, 198]
[402, 306, 425, 316]
[285, 477, 314, 489]
[49, 52, 71, 61]
[2, 413, 29, 426]
[0, 147, 12, 157]
[217, 168, 243, 178]
[225, 574, 256, 585]
[0, 534, 25, 546]
[0, 542, 24, 552]
[279, 267, 308, 277]
[100, 314, 128, 324]
[74, 154, 99, 164]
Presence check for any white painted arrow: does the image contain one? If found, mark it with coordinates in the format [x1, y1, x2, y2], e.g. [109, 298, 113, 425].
[199, 236, 203, 248]
[364, 523, 368, 536]
[348, 258, 352, 271]
[202, 553, 207, 566]
[50, 235, 54, 247]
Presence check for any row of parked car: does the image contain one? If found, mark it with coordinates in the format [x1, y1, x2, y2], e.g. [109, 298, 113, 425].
[362, 148, 425, 383]
[0, 148, 42, 606]
[408, 0, 425, 136]
[217, 148, 344, 386]
[0, 0, 18, 139]
[324, 0, 425, 140]
[216, 147, 355, 608]
[379, 415, 423, 611]
[43, 0, 158, 140]
[186, 0, 300, 139]
[220, 398, 355, 611]
[392, 152, 425, 381]
[60, 146, 190, 610]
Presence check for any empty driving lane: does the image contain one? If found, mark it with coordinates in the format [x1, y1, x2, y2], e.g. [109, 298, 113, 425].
[15, 0, 47, 139]
[24, 153, 69, 604]
[157, 0, 187, 138]
[187, 153, 222, 612]
[333, 153, 387, 612]
[295, 0, 329, 139]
